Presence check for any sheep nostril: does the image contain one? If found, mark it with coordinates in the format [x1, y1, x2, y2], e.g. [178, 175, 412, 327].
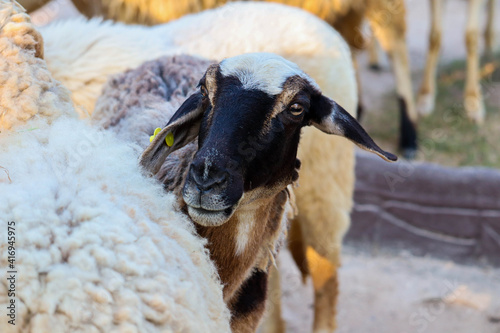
[189, 167, 228, 192]
[212, 170, 228, 185]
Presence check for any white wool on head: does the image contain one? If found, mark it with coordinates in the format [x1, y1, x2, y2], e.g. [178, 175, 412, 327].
[0, 118, 231, 333]
[219, 52, 321, 96]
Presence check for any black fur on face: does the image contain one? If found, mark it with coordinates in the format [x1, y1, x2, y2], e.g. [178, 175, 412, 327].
[140, 53, 396, 227]
[182, 71, 316, 226]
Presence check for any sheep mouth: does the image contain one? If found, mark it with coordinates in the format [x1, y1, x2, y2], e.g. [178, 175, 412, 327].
[187, 205, 235, 227]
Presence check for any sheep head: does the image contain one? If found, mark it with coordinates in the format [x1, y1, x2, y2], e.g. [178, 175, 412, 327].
[140, 53, 396, 227]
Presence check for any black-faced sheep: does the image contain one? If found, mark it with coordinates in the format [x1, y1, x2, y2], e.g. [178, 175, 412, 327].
[91, 52, 396, 332]
[36, 3, 390, 331]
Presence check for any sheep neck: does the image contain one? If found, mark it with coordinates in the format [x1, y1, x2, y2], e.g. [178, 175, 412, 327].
[194, 189, 288, 303]
[158, 147, 290, 303]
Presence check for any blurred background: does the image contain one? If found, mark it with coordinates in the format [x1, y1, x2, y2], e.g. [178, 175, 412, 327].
[24, 0, 500, 332]
[28, 0, 500, 166]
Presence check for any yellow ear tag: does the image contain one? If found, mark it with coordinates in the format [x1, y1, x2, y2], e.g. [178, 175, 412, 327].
[150, 127, 162, 142]
[165, 132, 174, 147]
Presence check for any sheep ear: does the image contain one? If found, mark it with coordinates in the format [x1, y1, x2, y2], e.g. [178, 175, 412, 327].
[139, 92, 204, 175]
[310, 95, 397, 162]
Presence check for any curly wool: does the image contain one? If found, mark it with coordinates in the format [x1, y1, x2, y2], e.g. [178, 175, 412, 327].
[0, 0, 74, 130]
[92, 55, 212, 192]
[0, 120, 232, 333]
[0, 3, 230, 332]
[92, 54, 211, 150]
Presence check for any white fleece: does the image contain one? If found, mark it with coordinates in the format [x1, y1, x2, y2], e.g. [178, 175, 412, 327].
[0, 118, 231, 333]
[0, 2, 230, 332]
[41, 2, 356, 116]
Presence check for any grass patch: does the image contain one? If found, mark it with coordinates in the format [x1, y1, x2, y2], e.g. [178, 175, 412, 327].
[362, 54, 500, 168]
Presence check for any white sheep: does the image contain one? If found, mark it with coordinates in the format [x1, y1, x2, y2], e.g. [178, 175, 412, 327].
[37, 3, 389, 332]
[0, 3, 231, 332]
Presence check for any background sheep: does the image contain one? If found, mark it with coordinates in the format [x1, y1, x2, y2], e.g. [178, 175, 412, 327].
[37, 3, 363, 331]
[0, 3, 230, 332]
[18, 0, 418, 157]
[416, 0, 496, 123]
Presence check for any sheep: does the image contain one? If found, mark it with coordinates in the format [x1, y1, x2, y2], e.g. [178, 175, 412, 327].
[416, 0, 497, 124]
[90, 51, 397, 332]
[37, 3, 387, 331]
[0, 3, 231, 332]
[89, 54, 294, 333]
[20, 0, 418, 157]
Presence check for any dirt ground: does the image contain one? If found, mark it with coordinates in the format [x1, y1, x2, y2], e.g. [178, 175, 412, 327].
[28, 1, 500, 332]
[275, 247, 500, 333]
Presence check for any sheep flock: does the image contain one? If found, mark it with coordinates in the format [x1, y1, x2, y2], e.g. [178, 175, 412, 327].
[0, 1, 398, 333]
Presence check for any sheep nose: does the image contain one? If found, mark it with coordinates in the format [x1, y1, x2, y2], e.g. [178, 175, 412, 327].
[189, 161, 228, 192]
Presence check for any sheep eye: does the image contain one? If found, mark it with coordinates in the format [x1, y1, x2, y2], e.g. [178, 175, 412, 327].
[200, 85, 208, 98]
[289, 103, 304, 116]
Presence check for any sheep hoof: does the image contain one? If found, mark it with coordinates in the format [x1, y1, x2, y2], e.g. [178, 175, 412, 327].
[464, 96, 485, 125]
[398, 98, 418, 159]
[402, 148, 417, 160]
[416, 93, 435, 117]
[368, 63, 382, 72]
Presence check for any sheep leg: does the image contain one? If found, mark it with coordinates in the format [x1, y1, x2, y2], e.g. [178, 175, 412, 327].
[294, 131, 353, 333]
[259, 265, 286, 333]
[416, 0, 444, 116]
[229, 269, 269, 333]
[465, 0, 487, 124]
[288, 215, 342, 333]
[307, 246, 339, 333]
[351, 52, 365, 121]
[368, 32, 382, 71]
[484, 0, 495, 59]
[287, 217, 309, 282]
[366, 0, 418, 159]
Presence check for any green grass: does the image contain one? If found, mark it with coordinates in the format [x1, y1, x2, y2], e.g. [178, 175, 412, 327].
[363, 54, 500, 168]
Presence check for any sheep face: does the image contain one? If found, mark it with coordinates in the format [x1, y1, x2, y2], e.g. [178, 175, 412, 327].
[140, 53, 396, 227]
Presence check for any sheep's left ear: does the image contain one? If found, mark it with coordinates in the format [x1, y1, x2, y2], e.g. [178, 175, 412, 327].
[310, 95, 397, 162]
[139, 92, 204, 175]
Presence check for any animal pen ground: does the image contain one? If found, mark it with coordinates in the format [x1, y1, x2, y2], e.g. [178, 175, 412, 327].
[27, 0, 500, 332]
